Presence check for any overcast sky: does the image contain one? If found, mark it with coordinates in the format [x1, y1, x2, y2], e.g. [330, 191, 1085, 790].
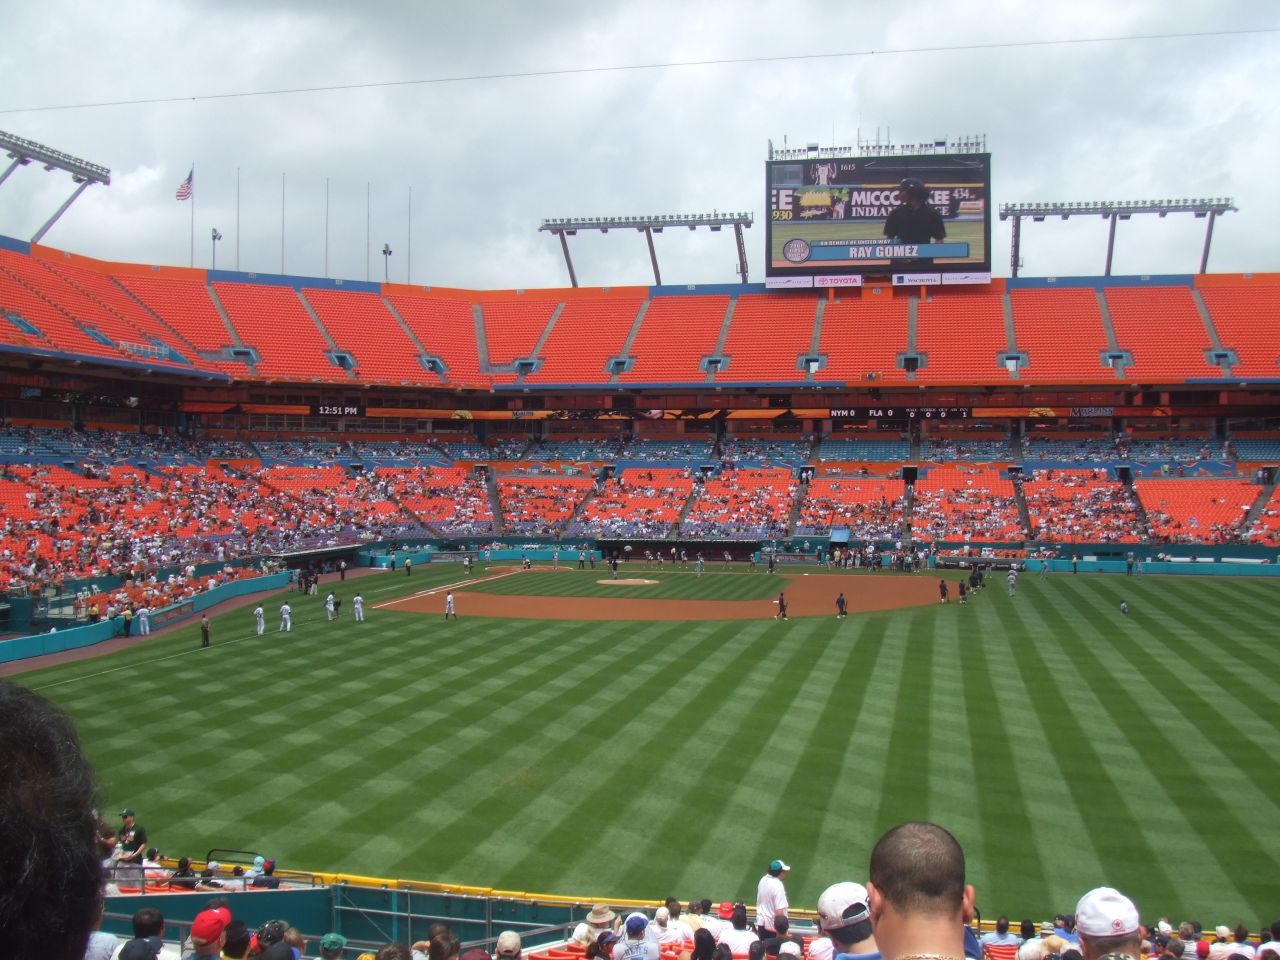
[0, 1, 1275, 289]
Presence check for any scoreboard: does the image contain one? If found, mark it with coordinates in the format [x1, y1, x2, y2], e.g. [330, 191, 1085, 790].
[766, 153, 991, 287]
[830, 406, 971, 422]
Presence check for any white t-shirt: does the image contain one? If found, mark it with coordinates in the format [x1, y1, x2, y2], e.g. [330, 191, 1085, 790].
[700, 916, 728, 940]
[719, 928, 760, 954]
[756, 874, 788, 931]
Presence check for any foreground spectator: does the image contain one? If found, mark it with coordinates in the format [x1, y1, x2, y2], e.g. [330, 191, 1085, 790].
[866, 822, 974, 960]
[816, 882, 879, 960]
[496, 931, 523, 960]
[190, 907, 232, 957]
[616, 914, 660, 960]
[0, 679, 103, 960]
[982, 917, 1023, 949]
[1073, 888, 1140, 960]
[319, 933, 349, 960]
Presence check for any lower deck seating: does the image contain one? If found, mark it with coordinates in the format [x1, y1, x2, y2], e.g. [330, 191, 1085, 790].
[1134, 478, 1260, 543]
[571, 468, 692, 538]
[796, 477, 905, 539]
[1023, 469, 1142, 543]
[912, 466, 1023, 542]
[497, 477, 595, 534]
[680, 468, 796, 539]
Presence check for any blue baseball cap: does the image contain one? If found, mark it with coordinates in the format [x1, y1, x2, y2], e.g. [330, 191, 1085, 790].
[626, 913, 648, 935]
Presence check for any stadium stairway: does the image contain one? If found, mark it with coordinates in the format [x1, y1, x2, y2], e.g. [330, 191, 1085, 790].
[1123, 479, 1154, 540]
[672, 483, 702, 537]
[803, 297, 828, 384]
[379, 293, 431, 357]
[564, 484, 600, 531]
[784, 474, 808, 537]
[1188, 287, 1235, 376]
[204, 282, 256, 372]
[1013, 473, 1034, 539]
[1241, 475, 1279, 529]
[1094, 288, 1131, 378]
[294, 290, 356, 380]
[486, 472, 505, 534]
[111, 277, 204, 359]
[706, 296, 737, 383]
[903, 480, 916, 542]
[607, 297, 651, 385]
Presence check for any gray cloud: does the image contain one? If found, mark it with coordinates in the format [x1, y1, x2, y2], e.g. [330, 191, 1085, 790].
[0, 0, 1275, 287]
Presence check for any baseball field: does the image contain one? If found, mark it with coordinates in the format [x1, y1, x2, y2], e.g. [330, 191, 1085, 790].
[14, 563, 1280, 922]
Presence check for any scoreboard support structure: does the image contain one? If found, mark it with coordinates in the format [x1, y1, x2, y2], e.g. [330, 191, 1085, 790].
[1000, 198, 1236, 277]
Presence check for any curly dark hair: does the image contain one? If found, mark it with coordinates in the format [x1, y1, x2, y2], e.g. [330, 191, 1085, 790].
[0, 679, 103, 960]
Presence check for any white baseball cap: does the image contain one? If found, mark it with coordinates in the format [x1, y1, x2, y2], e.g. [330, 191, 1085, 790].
[1075, 887, 1139, 938]
[779, 944, 803, 958]
[817, 882, 871, 933]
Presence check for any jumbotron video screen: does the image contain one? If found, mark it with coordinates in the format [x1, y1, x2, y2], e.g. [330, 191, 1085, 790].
[766, 153, 992, 286]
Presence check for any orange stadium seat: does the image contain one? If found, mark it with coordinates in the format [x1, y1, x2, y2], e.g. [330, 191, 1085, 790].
[484, 298, 558, 384]
[213, 282, 347, 381]
[1105, 286, 1218, 380]
[1011, 288, 1113, 382]
[718, 294, 817, 381]
[813, 289, 910, 385]
[524, 297, 645, 385]
[385, 291, 486, 387]
[302, 288, 440, 385]
[618, 295, 729, 384]
[113, 273, 247, 376]
[915, 288, 1011, 384]
[1197, 279, 1280, 378]
[1134, 478, 1259, 543]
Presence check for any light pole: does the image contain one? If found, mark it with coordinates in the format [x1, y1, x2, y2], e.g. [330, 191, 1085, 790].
[382, 243, 392, 282]
[211, 227, 222, 270]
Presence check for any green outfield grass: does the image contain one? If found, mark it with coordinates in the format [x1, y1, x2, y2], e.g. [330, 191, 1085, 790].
[15, 565, 1280, 921]
[462, 566, 783, 600]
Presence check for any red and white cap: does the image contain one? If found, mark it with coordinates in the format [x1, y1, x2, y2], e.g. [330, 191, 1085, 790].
[1075, 887, 1139, 938]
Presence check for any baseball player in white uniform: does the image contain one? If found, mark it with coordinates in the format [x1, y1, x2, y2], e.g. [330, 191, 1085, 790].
[325, 592, 336, 621]
[352, 592, 364, 622]
[253, 605, 265, 635]
[444, 591, 457, 620]
[136, 606, 150, 635]
[279, 601, 292, 632]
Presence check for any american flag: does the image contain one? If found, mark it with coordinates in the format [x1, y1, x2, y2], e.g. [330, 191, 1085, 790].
[175, 168, 194, 201]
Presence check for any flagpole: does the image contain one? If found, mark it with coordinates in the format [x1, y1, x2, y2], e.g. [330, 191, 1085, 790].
[190, 161, 195, 268]
[235, 167, 241, 271]
[280, 172, 286, 274]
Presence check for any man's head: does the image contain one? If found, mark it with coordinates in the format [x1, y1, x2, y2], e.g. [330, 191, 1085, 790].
[817, 882, 874, 950]
[656, 907, 670, 928]
[222, 921, 251, 960]
[1075, 887, 1141, 960]
[769, 858, 791, 878]
[626, 913, 649, 940]
[775, 916, 791, 936]
[666, 898, 682, 919]
[496, 931, 522, 960]
[997, 918, 1011, 935]
[132, 907, 165, 938]
[586, 904, 616, 929]
[867, 822, 974, 958]
[0, 680, 103, 960]
[899, 178, 930, 207]
[191, 907, 231, 955]
[121, 808, 136, 828]
[319, 933, 348, 960]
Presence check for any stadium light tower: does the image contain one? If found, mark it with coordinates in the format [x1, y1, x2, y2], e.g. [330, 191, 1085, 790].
[382, 243, 393, 282]
[538, 213, 753, 287]
[999, 198, 1237, 277]
[0, 130, 111, 243]
[210, 228, 222, 269]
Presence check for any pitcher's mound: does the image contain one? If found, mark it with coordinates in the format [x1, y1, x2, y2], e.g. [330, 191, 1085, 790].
[599, 578, 658, 586]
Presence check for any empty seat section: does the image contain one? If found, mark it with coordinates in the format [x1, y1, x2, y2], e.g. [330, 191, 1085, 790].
[719, 294, 816, 381]
[1011, 289, 1113, 382]
[1134, 478, 1259, 543]
[1197, 281, 1280, 378]
[814, 291, 909, 384]
[0, 250, 128, 361]
[1023, 469, 1141, 542]
[303, 288, 437, 385]
[484, 300, 558, 384]
[1106, 287, 1217, 380]
[619, 295, 728, 384]
[114, 275, 232, 351]
[213, 282, 342, 380]
[915, 290, 1010, 383]
[386, 293, 485, 386]
[33, 252, 199, 362]
[818, 437, 911, 461]
[796, 477, 905, 539]
[524, 297, 643, 385]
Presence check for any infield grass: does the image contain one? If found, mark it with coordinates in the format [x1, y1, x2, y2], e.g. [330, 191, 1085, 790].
[16, 564, 1280, 921]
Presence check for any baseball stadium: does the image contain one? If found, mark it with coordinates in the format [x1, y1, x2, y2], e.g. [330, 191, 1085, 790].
[2, 16, 1280, 960]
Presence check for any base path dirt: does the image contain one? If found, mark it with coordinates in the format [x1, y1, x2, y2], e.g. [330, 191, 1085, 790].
[391, 571, 939, 621]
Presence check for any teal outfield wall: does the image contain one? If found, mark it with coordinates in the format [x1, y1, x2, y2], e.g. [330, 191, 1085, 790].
[0, 572, 291, 665]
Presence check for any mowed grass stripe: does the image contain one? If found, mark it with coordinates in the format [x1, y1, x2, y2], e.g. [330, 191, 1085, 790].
[492, 618, 785, 896]
[1035, 578, 1266, 918]
[992, 583, 1168, 905]
[871, 604, 936, 833]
